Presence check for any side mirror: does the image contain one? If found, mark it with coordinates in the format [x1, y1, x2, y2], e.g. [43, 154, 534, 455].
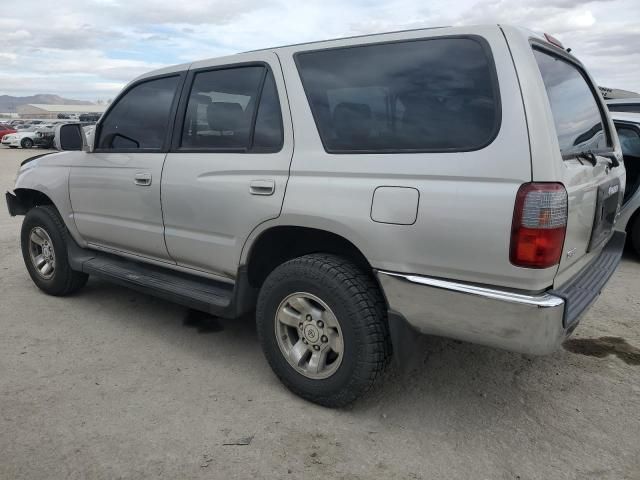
[54, 123, 87, 151]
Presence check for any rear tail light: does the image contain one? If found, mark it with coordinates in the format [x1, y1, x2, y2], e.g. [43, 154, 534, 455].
[510, 183, 568, 269]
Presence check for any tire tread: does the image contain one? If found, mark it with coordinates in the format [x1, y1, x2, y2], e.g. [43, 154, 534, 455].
[257, 253, 391, 407]
[22, 205, 88, 296]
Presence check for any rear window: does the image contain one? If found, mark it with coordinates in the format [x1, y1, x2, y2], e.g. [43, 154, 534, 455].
[608, 104, 640, 114]
[533, 49, 609, 157]
[617, 126, 640, 157]
[295, 37, 500, 153]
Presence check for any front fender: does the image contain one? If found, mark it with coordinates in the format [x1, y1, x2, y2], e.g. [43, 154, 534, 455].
[10, 151, 87, 247]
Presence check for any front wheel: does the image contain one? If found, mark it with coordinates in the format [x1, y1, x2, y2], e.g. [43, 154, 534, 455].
[21, 138, 34, 149]
[21, 206, 88, 295]
[256, 254, 390, 407]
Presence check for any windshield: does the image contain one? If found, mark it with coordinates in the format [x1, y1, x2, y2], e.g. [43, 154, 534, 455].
[533, 48, 609, 158]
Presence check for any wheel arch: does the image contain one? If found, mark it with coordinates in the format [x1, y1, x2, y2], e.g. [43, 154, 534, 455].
[243, 225, 375, 289]
[9, 188, 55, 216]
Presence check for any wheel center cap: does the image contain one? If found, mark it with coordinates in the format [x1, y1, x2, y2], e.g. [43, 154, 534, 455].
[303, 324, 320, 343]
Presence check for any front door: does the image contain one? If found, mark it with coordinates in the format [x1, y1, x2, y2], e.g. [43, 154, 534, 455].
[161, 53, 293, 278]
[69, 74, 183, 261]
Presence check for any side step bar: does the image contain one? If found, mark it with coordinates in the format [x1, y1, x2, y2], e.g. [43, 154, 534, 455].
[67, 241, 254, 318]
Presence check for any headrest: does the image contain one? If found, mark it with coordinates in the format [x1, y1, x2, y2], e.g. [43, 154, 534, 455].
[332, 102, 372, 142]
[207, 102, 244, 131]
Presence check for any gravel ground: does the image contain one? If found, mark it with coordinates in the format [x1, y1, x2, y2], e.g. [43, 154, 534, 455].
[1, 146, 639, 480]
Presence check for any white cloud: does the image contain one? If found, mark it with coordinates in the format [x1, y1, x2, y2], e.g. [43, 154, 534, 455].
[1, 0, 639, 100]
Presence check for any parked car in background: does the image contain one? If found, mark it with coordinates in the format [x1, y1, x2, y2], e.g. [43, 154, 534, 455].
[611, 111, 640, 255]
[606, 98, 640, 114]
[6, 25, 626, 407]
[79, 113, 101, 122]
[34, 124, 58, 149]
[0, 124, 17, 140]
[1, 127, 38, 148]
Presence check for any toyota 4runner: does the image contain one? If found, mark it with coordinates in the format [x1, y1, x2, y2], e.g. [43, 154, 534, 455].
[6, 25, 626, 407]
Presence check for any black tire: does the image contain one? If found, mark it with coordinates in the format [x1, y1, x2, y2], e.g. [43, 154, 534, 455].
[256, 254, 390, 407]
[631, 214, 640, 257]
[21, 206, 88, 296]
[21, 138, 33, 149]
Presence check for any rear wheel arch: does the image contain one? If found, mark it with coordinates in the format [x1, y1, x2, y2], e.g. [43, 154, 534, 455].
[245, 225, 375, 289]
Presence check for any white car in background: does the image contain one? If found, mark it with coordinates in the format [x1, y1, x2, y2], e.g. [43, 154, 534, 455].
[1, 127, 38, 149]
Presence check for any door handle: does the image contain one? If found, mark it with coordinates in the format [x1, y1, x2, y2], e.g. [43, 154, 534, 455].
[249, 179, 275, 196]
[134, 172, 152, 186]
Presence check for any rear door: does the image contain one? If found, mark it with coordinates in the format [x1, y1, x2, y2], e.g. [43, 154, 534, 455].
[161, 52, 292, 278]
[531, 44, 625, 283]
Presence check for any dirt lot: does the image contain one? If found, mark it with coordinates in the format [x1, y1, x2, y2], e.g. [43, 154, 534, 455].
[0, 146, 639, 480]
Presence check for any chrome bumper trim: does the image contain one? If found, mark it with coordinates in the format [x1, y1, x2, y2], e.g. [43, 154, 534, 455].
[377, 271, 567, 355]
[383, 272, 565, 308]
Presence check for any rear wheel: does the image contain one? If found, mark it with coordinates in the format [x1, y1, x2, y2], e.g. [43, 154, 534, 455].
[21, 206, 88, 295]
[21, 138, 33, 149]
[256, 254, 390, 407]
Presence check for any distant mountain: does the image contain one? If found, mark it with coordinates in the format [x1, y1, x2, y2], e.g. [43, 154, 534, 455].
[0, 94, 94, 112]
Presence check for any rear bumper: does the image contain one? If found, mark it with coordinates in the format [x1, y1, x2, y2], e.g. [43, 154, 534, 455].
[376, 231, 625, 355]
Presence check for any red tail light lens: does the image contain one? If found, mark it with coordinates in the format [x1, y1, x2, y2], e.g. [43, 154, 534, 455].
[510, 183, 568, 269]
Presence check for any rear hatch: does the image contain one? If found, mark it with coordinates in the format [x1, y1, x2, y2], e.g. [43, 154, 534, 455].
[531, 42, 626, 286]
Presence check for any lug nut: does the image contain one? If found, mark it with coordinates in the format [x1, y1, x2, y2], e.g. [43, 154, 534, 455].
[321, 335, 328, 343]
[317, 321, 324, 328]
[298, 322, 303, 329]
[306, 314, 312, 321]
[313, 345, 320, 351]
[302, 339, 308, 344]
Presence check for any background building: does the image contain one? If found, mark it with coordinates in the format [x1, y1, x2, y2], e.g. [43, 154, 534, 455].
[16, 104, 106, 119]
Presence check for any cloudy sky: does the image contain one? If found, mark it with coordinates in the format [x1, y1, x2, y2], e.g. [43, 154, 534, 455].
[1, 0, 638, 101]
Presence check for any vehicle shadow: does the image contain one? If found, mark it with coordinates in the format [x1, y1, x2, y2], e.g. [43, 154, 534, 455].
[76, 277, 594, 431]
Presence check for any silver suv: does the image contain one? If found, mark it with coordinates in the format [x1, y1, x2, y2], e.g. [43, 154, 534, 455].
[5, 25, 627, 407]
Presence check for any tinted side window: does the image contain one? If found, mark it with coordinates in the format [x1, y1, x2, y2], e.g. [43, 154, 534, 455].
[181, 66, 265, 150]
[296, 37, 499, 153]
[533, 49, 609, 157]
[253, 72, 284, 152]
[98, 76, 180, 150]
[608, 104, 640, 114]
[617, 126, 640, 157]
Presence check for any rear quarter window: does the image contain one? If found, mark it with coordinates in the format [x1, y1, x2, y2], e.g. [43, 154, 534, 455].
[533, 48, 610, 158]
[295, 36, 500, 153]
